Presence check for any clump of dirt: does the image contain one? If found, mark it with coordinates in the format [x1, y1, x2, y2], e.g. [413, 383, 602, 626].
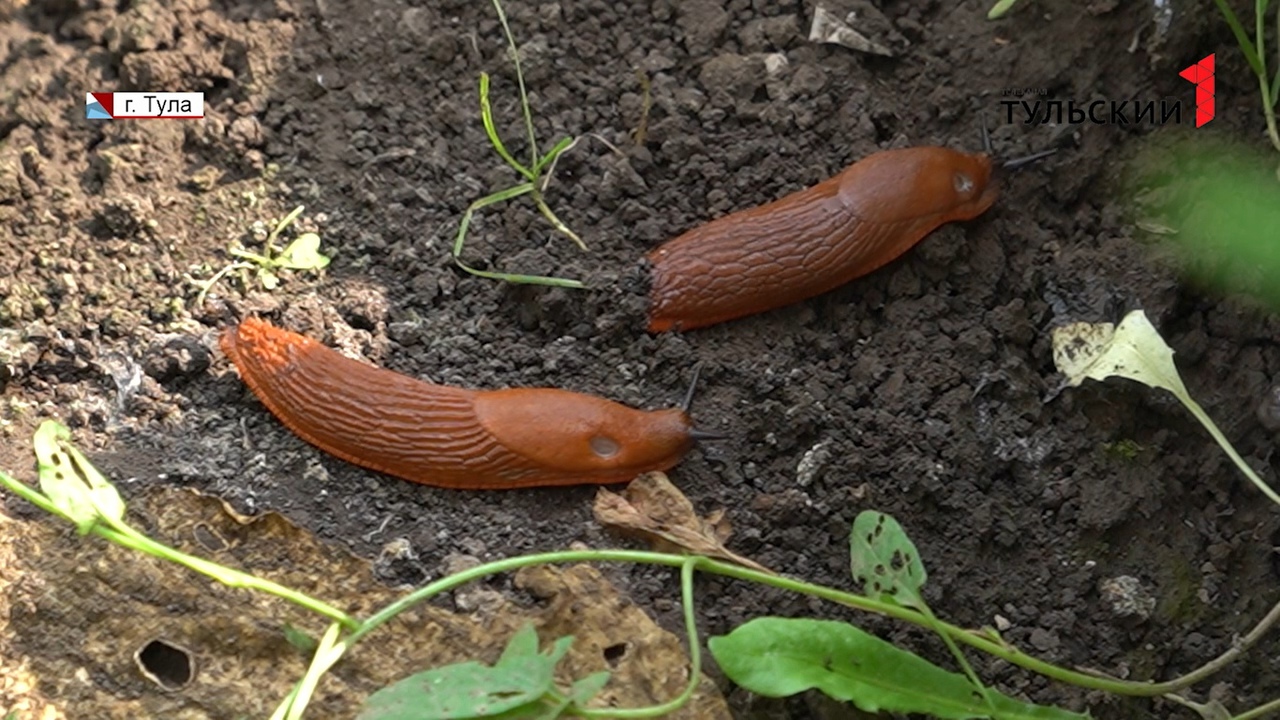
[4, 0, 1280, 717]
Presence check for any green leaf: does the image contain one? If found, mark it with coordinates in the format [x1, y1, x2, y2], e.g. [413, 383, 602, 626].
[849, 511, 927, 611]
[34, 421, 95, 531]
[258, 268, 279, 290]
[356, 660, 548, 720]
[64, 442, 125, 524]
[358, 628, 574, 720]
[282, 623, 318, 654]
[482, 697, 567, 720]
[266, 205, 307, 251]
[499, 624, 541, 663]
[33, 420, 125, 534]
[569, 671, 610, 705]
[530, 136, 575, 177]
[451, 185, 586, 289]
[485, 665, 604, 720]
[480, 72, 534, 182]
[709, 618, 1088, 720]
[274, 233, 331, 271]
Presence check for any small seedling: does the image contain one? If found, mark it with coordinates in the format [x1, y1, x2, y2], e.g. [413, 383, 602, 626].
[986, 0, 1023, 19]
[1052, 309, 1280, 506]
[1212, 0, 1280, 156]
[452, 0, 586, 289]
[193, 205, 330, 307]
[1103, 439, 1144, 460]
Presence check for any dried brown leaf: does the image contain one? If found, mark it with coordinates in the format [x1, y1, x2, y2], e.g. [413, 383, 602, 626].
[593, 472, 774, 575]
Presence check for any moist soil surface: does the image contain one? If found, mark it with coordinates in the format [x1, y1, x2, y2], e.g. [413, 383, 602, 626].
[4, 0, 1280, 717]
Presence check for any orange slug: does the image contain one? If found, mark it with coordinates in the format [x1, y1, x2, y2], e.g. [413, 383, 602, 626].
[645, 146, 1000, 333]
[220, 317, 717, 490]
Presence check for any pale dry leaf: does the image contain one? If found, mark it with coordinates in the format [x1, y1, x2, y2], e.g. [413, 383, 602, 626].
[808, 6, 895, 56]
[593, 472, 774, 574]
[1050, 310, 1189, 398]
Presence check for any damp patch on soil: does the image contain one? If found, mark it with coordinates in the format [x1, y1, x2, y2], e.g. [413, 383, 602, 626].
[3, 0, 1280, 718]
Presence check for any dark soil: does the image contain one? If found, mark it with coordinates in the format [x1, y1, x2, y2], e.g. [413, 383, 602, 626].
[4, 0, 1280, 717]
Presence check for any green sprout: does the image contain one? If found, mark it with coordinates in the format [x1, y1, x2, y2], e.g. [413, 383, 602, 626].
[1103, 439, 1144, 460]
[1212, 0, 1280, 155]
[194, 205, 331, 307]
[986, 0, 1022, 19]
[451, 0, 586, 289]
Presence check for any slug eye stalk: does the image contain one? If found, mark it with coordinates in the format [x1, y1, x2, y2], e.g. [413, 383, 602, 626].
[688, 427, 730, 442]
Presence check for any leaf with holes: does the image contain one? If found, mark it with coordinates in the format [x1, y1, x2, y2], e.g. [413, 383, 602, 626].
[849, 511, 926, 611]
[709, 617, 1088, 720]
[357, 627, 569, 720]
[33, 420, 125, 534]
[63, 439, 125, 524]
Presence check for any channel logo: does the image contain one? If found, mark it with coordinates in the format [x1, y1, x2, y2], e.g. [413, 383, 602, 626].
[85, 92, 205, 120]
[1178, 54, 1215, 128]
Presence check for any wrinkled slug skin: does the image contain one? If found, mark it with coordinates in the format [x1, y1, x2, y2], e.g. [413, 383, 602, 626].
[220, 318, 696, 489]
[646, 147, 1000, 332]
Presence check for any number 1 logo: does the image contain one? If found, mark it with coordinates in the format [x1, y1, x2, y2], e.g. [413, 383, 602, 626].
[1179, 54, 1215, 128]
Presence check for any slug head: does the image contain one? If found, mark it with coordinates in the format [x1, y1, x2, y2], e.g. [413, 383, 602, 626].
[839, 146, 998, 225]
[472, 388, 698, 482]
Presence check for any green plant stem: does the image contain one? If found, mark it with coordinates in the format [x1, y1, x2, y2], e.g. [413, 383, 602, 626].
[10, 463, 1274, 711]
[195, 260, 254, 307]
[1264, 66, 1280, 153]
[284, 550, 1243, 701]
[286, 622, 346, 720]
[1179, 395, 1280, 506]
[1259, 1, 1280, 152]
[1213, 0, 1280, 153]
[451, 184, 586, 288]
[267, 205, 306, 253]
[490, 0, 538, 167]
[479, 73, 533, 182]
[1234, 696, 1280, 720]
[578, 557, 702, 719]
[0, 470, 359, 631]
[919, 603, 995, 711]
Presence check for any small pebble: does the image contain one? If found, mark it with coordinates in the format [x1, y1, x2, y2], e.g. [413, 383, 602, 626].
[1099, 575, 1156, 620]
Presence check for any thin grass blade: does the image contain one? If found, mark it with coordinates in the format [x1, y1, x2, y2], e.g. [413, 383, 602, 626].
[531, 136, 576, 177]
[480, 73, 535, 182]
[1213, 0, 1266, 77]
